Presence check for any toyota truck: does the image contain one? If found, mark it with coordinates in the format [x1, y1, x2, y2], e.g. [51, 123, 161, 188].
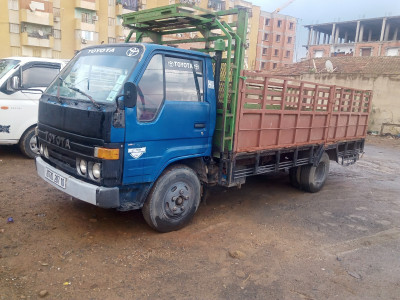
[35, 4, 372, 232]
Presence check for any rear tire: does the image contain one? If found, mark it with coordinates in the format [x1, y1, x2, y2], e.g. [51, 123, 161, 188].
[19, 127, 38, 159]
[289, 166, 302, 189]
[300, 152, 330, 193]
[142, 165, 201, 233]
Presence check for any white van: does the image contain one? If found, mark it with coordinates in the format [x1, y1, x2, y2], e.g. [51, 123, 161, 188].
[0, 57, 67, 158]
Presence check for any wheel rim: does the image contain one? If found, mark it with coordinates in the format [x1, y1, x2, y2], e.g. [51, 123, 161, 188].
[164, 181, 193, 219]
[29, 135, 39, 154]
[314, 162, 326, 184]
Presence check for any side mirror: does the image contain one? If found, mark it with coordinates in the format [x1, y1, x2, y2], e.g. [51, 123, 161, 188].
[11, 76, 20, 90]
[123, 82, 137, 108]
[6, 76, 20, 92]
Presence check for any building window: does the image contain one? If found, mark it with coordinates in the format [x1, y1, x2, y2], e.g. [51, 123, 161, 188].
[118, 0, 139, 11]
[9, 23, 20, 34]
[53, 29, 61, 39]
[274, 49, 279, 56]
[261, 62, 266, 69]
[108, 18, 115, 26]
[277, 20, 282, 27]
[81, 12, 93, 24]
[360, 48, 372, 57]
[265, 18, 270, 26]
[262, 48, 267, 55]
[288, 36, 292, 44]
[285, 50, 290, 57]
[289, 22, 294, 30]
[207, 0, 226, 11]
[81, 30, 96, 41]
[273, 63, 277, 69]
[276, 35, 281, 42]
[264, 33, 269, 41]
[53, 7, 60, 17]
[108, 37, 116, 44]
[8, 0, 19, 10]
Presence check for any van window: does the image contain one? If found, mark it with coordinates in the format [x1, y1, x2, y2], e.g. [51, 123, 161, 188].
[22, 66, 60, 88]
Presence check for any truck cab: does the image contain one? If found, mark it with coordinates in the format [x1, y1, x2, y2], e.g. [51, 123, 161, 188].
[36, 43, 216, 228]
[0, 57, 66, 158]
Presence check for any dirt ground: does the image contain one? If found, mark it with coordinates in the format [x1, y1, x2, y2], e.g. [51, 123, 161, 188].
[1, 136, 400, 299]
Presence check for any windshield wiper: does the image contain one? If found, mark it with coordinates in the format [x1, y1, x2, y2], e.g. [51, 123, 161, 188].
[58, 76, 101, 110]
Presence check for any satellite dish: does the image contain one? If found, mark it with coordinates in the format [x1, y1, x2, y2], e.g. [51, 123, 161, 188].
[325, 60, 334, 73]
[38, 30, 44, 37]
[29, 3, 36, 11]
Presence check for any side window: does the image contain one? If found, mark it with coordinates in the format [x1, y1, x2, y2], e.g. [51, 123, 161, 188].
[22, 66, 60, 89]
[137, 54, 164, 122]
[164, 57, 203, 102]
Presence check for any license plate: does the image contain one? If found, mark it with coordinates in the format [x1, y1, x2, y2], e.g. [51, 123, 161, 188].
[45, 168, 66, 189]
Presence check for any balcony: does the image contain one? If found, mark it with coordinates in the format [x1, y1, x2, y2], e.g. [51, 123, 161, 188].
[21, 32, 54, 48]
[75, 0, 99, 11]
[116, 25, 125, 37]
[116, 3, 138, 16]
[75, 19, 99, 32]
[20, 9, 53, 26]
[75, 37, 98, 51]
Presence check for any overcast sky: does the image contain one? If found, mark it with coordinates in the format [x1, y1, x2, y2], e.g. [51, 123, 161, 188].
[250, 0, 400, 60]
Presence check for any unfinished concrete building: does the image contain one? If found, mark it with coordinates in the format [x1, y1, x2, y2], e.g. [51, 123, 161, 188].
[305, 16, 400, 58]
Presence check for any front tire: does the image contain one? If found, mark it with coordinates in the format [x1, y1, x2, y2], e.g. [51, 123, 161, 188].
[142, 165, 201, 233]
[19, 127, 39, 159]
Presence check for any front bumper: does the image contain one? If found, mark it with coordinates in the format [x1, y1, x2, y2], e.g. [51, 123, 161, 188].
[36, 157, 119, 208]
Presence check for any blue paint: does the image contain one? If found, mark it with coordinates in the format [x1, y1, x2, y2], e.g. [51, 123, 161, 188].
[121, 45, 216, 187]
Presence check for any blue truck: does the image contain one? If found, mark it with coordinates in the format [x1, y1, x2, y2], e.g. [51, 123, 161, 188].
[35, 5, 372, 232]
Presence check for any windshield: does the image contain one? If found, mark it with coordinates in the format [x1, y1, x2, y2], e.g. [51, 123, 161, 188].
[45, 46, 143, 104]
[0, 59, 20, 80]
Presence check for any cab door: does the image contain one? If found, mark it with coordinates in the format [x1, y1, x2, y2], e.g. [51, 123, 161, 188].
[123, 53, 212, 184]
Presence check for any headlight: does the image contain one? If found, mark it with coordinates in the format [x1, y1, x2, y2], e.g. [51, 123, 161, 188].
[43, 146, 49, 158]
[92, 163, 101, 179]
[79, 159, 87, 175]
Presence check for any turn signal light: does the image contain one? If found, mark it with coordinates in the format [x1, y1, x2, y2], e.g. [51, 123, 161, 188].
[94, 147, 119, 160]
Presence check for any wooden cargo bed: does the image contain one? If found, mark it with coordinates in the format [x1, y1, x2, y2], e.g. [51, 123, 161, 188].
[233, 71, 372, 153]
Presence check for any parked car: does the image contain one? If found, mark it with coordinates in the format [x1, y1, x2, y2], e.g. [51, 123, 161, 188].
[0, 57, 67, 158]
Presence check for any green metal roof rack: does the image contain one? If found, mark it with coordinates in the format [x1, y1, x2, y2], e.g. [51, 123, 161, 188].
[122, 4, 249, 157]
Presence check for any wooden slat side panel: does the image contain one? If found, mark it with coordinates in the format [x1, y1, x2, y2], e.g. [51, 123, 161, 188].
[234, 72, 373, 153]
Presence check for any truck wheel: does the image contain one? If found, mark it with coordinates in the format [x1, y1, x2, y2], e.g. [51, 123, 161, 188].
[300, 152, 330, 193]
[289, 166, 302, 189]
[19, 127, 39, 159]
[142, 165, 201, 233]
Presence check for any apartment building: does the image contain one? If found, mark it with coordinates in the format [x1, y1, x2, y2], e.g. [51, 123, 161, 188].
[255, 10, 297, 71]
[0, 0, 262, 70]
[305, 16, 400, 58]
[0, 0, 138, 59]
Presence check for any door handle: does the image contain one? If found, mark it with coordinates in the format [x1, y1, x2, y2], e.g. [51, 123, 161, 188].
[194, 123, 206, 129]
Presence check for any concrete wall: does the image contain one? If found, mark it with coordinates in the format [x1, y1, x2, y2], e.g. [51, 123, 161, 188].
[294, 73, 400, 134]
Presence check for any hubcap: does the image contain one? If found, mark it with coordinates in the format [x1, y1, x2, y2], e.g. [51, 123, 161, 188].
[165, 182, 191, 218]
[29, 135, 39, 154]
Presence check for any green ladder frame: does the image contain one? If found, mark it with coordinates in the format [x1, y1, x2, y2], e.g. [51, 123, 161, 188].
[122, 4, 248, 156]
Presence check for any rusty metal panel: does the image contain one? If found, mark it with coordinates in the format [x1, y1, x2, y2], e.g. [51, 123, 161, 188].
[233, 71, 373, 153]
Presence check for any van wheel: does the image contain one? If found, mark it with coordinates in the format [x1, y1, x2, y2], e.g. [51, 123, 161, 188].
[19, 127, 39, 159]
[300, 152, 330, 193]
[142, 165, 201, 233]
[289, 166, 302, 189]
